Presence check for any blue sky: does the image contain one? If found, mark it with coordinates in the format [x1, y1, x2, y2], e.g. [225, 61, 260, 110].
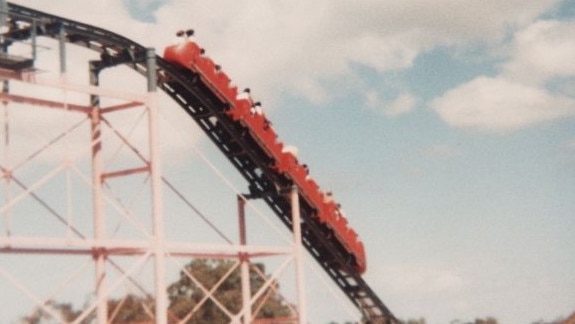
[5, 0, 575, 323]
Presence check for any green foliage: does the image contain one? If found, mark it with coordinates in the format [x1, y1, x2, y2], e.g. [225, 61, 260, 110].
[449, 318, 498, 324]
[530, 317, 566, 324]
[21, 259, 292, 323]
[107, 294, 155, 322]
[400, 318, 426, 324]
[474, 318, 498, 324]
[20, 300, 83, 324]
[167, 259, 292, 323]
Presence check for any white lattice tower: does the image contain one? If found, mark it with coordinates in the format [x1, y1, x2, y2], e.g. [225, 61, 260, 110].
[0, 33, 306, 324]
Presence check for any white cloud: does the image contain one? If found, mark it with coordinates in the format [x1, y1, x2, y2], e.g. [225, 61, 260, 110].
[150, 0, 561, 105]
[346, 32, 420, 72]
[365, 91, 417, 116]
[292, 78, 330, 105]
[504, 20, 575, 85]
[12, 0, 133, 33]
[431, 76, 575, 132]
[10, 0, 571, 132]
[431, 15, 575, 133]
[12, 0, 562, 108]
[365, 90, 380, 109]
[386, 93, 417, 116]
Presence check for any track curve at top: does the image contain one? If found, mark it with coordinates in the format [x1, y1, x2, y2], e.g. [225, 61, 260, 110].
[4, 2, 397, 323]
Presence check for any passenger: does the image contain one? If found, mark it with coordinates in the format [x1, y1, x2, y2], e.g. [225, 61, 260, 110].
[282, 145, 298, 159]
[174, 30, 184, 45]
[175, 29, 194, 44]
[278, 145, 299, 173]
[303, 164, 310, 180]
[237, 88, 252, 101]
[324, 191, 334, 203]
[251, 101, 263, 115]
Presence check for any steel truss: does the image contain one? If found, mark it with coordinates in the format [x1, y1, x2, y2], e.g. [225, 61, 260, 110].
[0, 2, 397, 323]
[0, 51, 304, 324]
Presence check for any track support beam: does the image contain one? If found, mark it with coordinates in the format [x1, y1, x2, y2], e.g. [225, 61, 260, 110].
[291, 185, 307, 324]
[147, 47, 168, 324]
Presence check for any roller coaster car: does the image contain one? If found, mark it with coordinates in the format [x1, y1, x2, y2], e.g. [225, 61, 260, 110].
[163, 41, 202, 71]
[226, 98, 280, 162]
[273, 150, 298, 175]
[321, 200, 366, 274]
[301, 178, 324, 214]
[283, 165, 324, 215]
[226, 98, 251, 121]
[267, 140, 285, 165]
[196, 56, 217, 84]
[244, 111, 277, 150]
[165, 41, 237, 103]
[215, 70, 238, 101]
[354, 240, 367, 274]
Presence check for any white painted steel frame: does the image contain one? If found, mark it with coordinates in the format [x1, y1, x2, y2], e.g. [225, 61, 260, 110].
[0, 65, 306, 324]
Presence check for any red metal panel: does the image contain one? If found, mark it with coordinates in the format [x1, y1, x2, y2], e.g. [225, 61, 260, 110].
[163, 42, 202, 71]
[226, 98, 251, 121]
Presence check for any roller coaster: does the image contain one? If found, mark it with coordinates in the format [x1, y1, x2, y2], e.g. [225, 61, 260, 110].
[1, 2, 397, 323]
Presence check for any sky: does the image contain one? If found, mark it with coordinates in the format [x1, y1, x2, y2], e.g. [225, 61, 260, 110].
[3, 0, 575, 323]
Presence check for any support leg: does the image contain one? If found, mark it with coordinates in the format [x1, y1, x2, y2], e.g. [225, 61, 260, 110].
[291, 185, 307, 324]
[238, 196, 252, 324]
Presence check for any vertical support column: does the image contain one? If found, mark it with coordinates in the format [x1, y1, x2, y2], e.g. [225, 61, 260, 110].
[238, 196, 252, 324]
[290, 185, 307, 324]
[0, 0, 10, 237]
[1, 59, 9, 237]
[31, 20, 37, 61]
[146, 47, 167, 324]
[89, 62, 107, 324]
[0, 0, 7, 44]
[59, 25, 66, 75]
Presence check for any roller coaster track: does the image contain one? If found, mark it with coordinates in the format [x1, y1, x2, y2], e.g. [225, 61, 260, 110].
[4, 3, 397, 323]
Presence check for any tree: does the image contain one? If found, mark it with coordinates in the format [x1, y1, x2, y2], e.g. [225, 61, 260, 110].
[167, 259, 293, 323]
[21, 259, 293, 323]
[21, 300, 83, 324]
[107, 294, 155, 323]
[473, 318, 498, 324]
[400, 318, 426, 324]
[450, 318, 498, 324]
